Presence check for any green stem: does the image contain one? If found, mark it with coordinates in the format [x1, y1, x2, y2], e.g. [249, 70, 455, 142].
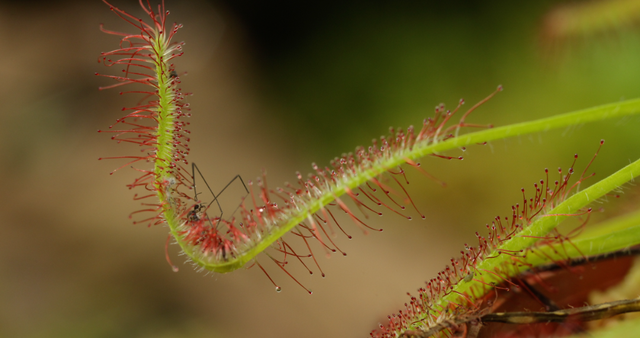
[150, 33, 182, 247]
[196, 98, 640, 272]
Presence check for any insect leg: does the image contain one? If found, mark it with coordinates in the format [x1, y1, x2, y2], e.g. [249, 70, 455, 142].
[191, 162, 223, 225]
[206, 174, 249, 221]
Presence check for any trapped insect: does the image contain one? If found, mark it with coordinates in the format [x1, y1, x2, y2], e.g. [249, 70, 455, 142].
[187, 162, 249, 227]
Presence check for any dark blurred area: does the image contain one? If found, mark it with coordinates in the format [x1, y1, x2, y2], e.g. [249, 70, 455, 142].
[1, 0, 640, 337]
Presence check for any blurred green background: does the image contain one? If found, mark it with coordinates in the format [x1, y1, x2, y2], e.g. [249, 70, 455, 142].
[2, 0, 640, 337]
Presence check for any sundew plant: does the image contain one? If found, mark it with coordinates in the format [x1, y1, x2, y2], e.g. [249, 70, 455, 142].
[97, 1, 640, 337]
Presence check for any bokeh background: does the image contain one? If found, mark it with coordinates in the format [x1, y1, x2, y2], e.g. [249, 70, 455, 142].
[2, 0, 640, 337]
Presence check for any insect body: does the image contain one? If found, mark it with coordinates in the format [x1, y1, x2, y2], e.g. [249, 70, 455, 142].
[187, 203, 205, 222]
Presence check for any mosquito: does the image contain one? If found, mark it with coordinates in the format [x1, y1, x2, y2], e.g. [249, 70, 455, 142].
[187, 162, 249, 227]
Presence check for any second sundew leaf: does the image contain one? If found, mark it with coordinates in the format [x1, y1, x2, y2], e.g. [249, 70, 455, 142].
[450, 156, 640, 300]
[375, 156, 640, 337]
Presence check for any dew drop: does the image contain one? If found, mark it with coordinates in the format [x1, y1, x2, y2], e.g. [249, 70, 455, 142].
[275, 286, 282, 293]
